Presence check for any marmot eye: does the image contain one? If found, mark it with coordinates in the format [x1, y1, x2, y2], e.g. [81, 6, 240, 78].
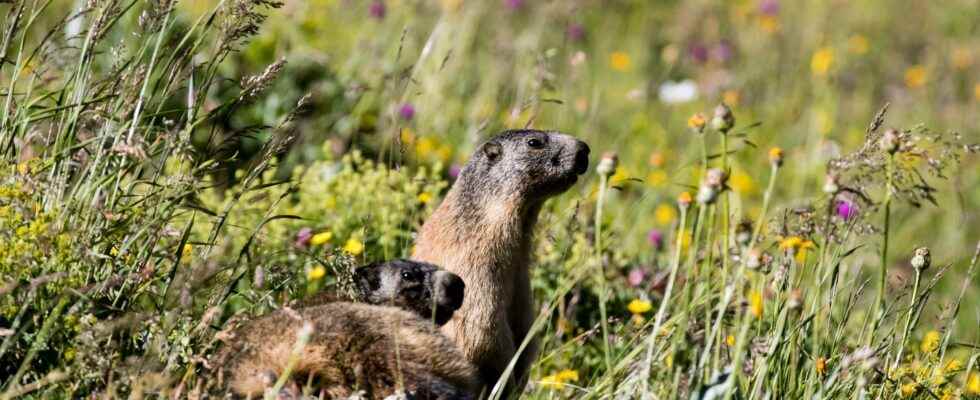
[526, 138, 544, 149]
[400, 270, 417, 280]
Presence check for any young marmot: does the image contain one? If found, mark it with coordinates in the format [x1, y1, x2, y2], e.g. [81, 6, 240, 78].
[412, 130, 590, 391]
[214, 259, 479, 399]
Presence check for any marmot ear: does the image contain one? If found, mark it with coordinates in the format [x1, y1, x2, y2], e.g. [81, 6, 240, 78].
[483, 142, 502, 162]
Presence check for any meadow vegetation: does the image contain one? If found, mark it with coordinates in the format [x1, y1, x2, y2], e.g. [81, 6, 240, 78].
[0, 0, 978, 398]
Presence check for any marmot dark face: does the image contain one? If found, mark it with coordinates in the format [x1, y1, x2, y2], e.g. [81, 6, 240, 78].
[354, 259, 465, 326]
[462, 130, 590, 203]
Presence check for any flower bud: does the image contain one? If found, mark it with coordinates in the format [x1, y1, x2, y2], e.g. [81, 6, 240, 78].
[880, 128, 900, 154]
[596, 152, 618, 178]
[688, 113, 707, 134]
[822, 174, 840, 194]
[911, 247, 931, 271]
[711, 103, 735, 133]
[705, 168, 728, 188]
[696, 185, 718, 205]
[677, 191, 693, 209]
[746, 248, 770, 270]
[768, 147, 784, 167]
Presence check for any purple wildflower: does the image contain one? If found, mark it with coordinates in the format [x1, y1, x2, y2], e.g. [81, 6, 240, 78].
[504, 0, 524, 10]
[398, 103, 415, 121]
[688, 43, 709, 64]
[448, 164, 462, 180]
[567, 23, 585, 41]
[647, 229, 664, 250]
[712, 40, 735, 63]
[295, 227, 313, 248]
[835, 199, 859, 220]
[628, 268, 646, 287]
[369, 1, 386, 19]
[758, 0, 780, 16]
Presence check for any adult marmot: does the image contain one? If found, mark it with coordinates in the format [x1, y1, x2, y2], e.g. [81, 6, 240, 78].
[412, 130, 590, 391]
[214, 259, 478, 399]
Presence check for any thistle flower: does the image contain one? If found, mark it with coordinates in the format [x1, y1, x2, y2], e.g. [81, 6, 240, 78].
[689, 43, 709, 64]
[596, 152, 618, 177]
[398, 103, 416, 121]
[688, 113, 707, 134]
[758, 0, 780, 16]
[647, 229, 664, 250]
[369, 1, 386, 19]
[835, 199, 859, 220]
[910, 247, 931, 271]
[294, 227, 313, 248]
[566, 23, 585, 41]
[504, 0, 524, 10]
[697, 168, 728, 205]
[880, 128, 900, 154]
[627, 268, 646, 287]
[768, 147, 783, 167]
[711, 103, 735, 133]
[713, 40, 735, 63]
[448, 164, 462, 179]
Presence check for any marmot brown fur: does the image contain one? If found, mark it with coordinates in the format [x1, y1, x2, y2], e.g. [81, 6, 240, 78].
[213, 259, 479, 399]
[412, 130, 590, 391]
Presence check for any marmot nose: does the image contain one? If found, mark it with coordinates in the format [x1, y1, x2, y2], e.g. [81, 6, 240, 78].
[573, 141, 590, 175]
[435, 271, 465, 310]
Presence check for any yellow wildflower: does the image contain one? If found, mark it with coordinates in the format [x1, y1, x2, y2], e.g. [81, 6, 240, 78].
[307, 265, 326, 281]
[418, 192, 433, 204]
[646, 170, 668, 188]
[16, 163, 28, 175]
[654, 204, 677, 225]
[779, 236, 816, 263]
[967, 372, 980, 394]
[900, 383, 917, 398]
[811, 47, 834, 77]
[610, 168, 629, 185]
[904, 65, 927, 89]
[648, 152, 666, 167]
[769, 147, 784, 166]
[757, 15, 780, 34]
[944, 359, 963, 373]
[974, 83, 980, 101]
[687, 113, 706, 132]
[725, 334, 736, 347]
[815, 357, 827, 375]
[610, 52, 632, 71]
[952, 47, 973, 70]
[847, 35, 869, 55]
[627, 299, 653, 315]
[310, 231, 333, 246]
[730, 172, 757, 195]
[540, 369, 578, 389]
[181, 243, 193, 264]
[344, 238, 365, 256]
[939, 388, 955, 400]
[920, 330, 941, 353]
[723, 90, 741, 107]
[416, 136, 438, 158]
[749, 290, 764, 318]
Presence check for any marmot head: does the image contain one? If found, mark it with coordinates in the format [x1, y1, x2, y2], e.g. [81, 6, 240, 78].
[461, 130, 590, 204]
[354, 259, 465, 325]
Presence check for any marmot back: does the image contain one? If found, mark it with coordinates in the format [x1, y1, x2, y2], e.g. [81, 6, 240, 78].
[212, 259, 478, 399]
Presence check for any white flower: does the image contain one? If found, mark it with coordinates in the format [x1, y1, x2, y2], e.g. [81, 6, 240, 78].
[658, 79, 699, 104]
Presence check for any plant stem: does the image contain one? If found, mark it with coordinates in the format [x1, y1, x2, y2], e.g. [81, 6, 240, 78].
[869, 154, 894, 345]
[891, 268, 921, 371]
[595, 173, 613, 374]
[643, 204, 689, 386]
